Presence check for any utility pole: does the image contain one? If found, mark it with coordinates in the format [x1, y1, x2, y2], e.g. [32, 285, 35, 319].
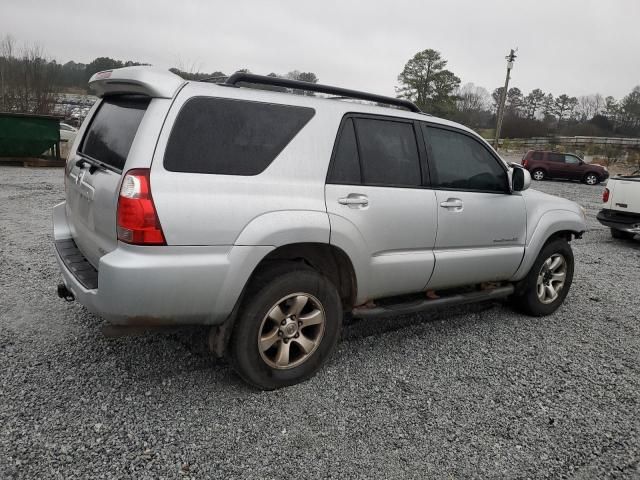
[493, 48, 517, 150]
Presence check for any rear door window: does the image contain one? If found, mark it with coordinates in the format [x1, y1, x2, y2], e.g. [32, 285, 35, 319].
[164, 97, 315, 175]
[81, 96, 150, 171]
[548, 153, 565, 163]
[353, 118, 421, 187]
[327, 118, 361, 184]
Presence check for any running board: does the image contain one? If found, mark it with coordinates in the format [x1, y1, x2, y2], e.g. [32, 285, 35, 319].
[351, 285, 515, 319]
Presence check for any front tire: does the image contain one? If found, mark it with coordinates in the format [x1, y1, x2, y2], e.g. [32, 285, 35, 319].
[532, 169, 545, 181]
[229, 265, 342, 390]
[512, 238, 574, 316]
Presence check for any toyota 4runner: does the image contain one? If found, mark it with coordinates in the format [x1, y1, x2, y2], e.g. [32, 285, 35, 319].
[53, 67, 587, 389]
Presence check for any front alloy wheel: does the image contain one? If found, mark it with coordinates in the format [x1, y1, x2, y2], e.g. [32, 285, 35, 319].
[536, 253, 567, 304]
[585, 173, 599, 185]
[511, 238, 574, 316]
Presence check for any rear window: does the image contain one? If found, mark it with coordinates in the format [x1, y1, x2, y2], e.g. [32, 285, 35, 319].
[81, 96, 150, 170]
[164, 97, 315, 175]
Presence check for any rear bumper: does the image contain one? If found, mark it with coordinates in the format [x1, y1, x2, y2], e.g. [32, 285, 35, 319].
[597, 208, 640, 233]
[53, 202, 272, 325]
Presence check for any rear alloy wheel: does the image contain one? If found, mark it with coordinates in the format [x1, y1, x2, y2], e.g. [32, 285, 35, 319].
[229, 266, 342, 390]
[258, 293, 326, 369]
[532, 169, 545, 181]
[512, 238, 574, 316]
[584, 173, 599, 185]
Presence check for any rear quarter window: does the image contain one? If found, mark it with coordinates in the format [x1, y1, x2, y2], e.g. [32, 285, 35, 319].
[80, 96, 150, 171]
[164, 97, 315, 175]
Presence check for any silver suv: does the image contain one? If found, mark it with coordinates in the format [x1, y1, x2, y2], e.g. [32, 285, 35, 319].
[54, 67, 587, 389]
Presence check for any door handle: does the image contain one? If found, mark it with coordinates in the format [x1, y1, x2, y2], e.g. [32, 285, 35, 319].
[440, 198, 464, 211]
[338, 194, 369, 208]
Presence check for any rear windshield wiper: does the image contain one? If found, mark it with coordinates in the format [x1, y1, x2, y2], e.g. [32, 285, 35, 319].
[76, 153, 112, 174]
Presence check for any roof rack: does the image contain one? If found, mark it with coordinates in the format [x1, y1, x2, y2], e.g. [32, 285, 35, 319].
[200, 75, 229, 83]
[221, 72, 422, 113]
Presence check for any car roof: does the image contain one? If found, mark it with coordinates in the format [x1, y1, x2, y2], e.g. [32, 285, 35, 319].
[89, 66, 482, 139]
[185, 80, 478, 136]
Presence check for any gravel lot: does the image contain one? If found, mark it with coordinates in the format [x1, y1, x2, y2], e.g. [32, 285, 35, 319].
[1, 165, 639, 479]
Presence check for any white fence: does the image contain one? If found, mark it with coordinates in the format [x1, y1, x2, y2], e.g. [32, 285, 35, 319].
[487, 136, 640, 148]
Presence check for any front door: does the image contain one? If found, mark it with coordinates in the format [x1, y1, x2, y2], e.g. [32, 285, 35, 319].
[563, 154, 583, 180]
[421, 124, 527, 290]
[325, 116, 438, 302]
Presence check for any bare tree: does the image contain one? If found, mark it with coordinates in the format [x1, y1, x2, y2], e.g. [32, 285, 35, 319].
[456, 83, 489, 112]
[0, 35, 15, 111]
[576, 94, 605, 121]
[0, 35, 57, 114]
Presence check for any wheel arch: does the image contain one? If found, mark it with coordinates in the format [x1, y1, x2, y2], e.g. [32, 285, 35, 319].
[511, 209, 585, 282]
[209, 242, 357, 357]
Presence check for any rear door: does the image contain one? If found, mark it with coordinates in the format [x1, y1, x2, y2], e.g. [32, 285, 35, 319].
[325, 115, 438, 300]
[547, 152, 566, 178]
[421, 124, 526, 290]
[65, 96, 150, 267]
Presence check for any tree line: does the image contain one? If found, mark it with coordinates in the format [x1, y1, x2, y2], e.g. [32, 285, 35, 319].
[1, 34, 639, 139]
[396, 48, 640, 138]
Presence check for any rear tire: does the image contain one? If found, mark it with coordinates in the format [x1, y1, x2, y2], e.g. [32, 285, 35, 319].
[584, 173, 600, 185]
[229, 264, 342, 390]
[611, 228, 635, 240]
[511, 238, 574, 317]
[532, 169, 545, 181]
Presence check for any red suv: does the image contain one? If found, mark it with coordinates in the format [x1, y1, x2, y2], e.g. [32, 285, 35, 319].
[522, 150, 609, 185]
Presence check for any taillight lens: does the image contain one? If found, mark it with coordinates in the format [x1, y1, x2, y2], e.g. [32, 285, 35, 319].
[117, 169, 165, 245]
[602, 188, 610, 203]
[522, 159, 528, 168]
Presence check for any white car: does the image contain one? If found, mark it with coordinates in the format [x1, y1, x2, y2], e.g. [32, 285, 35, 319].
[598, 170, 640, 239]
[59, 122, 78, 145]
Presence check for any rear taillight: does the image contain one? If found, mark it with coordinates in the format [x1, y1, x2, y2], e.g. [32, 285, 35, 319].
[522, 159, 528, 168]
[117, 169, 165, 245]
[602, 188, 610, 203]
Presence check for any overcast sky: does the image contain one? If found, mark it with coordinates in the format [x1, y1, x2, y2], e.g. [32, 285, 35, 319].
[2, 0, 639, 99]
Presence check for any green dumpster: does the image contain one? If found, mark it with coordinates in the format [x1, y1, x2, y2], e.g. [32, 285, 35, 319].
[0, 112, 61, 159]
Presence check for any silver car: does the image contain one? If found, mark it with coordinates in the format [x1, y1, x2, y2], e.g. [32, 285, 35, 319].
[53, 67, 587, 389]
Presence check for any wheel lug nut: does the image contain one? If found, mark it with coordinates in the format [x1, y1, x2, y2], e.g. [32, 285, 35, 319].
[298, 321, 302, 327]
[281, 320, 286, 326]
[283, 338, 289, 343]
[295, 333, 299, 338]
[277, 331, 283, 336]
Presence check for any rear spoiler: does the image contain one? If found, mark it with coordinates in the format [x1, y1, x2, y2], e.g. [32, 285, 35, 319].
[89, 66, 186, 98]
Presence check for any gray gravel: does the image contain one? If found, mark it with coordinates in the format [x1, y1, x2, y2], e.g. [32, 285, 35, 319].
[1, 165, 639, 479]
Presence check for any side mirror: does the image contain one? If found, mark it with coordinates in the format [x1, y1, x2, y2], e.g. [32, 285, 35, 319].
[510, 163, 531, 192]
